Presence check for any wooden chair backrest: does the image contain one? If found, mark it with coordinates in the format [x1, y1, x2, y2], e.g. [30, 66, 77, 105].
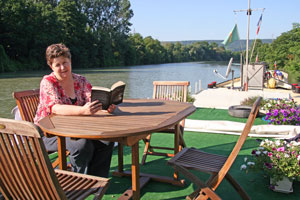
[0, 118, 67, 199]
[210, 97, 262, 190]
[12, 89, 40, 123]
[153, 81, 190, 102]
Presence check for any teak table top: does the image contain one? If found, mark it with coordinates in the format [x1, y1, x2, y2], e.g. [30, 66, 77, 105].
[39, 99, 196, 140]
[38, 99, 196, 200]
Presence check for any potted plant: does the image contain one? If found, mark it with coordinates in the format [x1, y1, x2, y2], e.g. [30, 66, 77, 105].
[241, 139, 300, 193]
[263, 98, 300, 125]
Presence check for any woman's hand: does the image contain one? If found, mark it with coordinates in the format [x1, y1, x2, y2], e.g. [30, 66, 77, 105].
[107, 104, 116, 113]
[82, 100, 102, 115]
[99, 104, 116, 114]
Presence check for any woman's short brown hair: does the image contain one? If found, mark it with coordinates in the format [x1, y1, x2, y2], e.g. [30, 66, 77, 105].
[46, 43, 71, 67]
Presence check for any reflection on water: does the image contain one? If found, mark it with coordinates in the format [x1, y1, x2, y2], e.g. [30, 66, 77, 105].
[0, 61, 240, 119]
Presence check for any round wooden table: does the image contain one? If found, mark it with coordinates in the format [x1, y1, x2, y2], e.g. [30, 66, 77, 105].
[39, 99, 196, 200]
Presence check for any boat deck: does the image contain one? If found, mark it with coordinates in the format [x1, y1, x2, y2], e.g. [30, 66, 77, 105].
[193, 87, 299, 109]
[188, 87, 300, 139]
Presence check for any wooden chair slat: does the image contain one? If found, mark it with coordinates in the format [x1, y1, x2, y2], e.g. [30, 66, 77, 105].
[24, 137, 49, 199]
[142, 81, 190, 165]
[8, 134, 35, 200]
[65, 180, 94, 199]
[65, 178, 87, 192]
[1, 134, 26, 199]
[33, 137, 59, 199]
[60, 176, 80, 190]
[13, 89, 70, 169]
[56, 173, 69, 183]
[168, 97, 262, 199]
[0, 118, 110, 200]
[54, 169, 109, 200]
[13, 89, 40, 123]
[0, 135, 18, 199]
[23, 135, 47, 199]
[17, 135, 41, 199]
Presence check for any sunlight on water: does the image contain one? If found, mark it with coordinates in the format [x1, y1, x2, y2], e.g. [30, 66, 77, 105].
[0, 62, 240, 119]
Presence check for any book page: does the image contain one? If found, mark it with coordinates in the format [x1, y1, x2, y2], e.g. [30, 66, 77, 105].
[111, 81, 125, 91]
[92, 86, 111, 92]
[111, 84, 125, 105]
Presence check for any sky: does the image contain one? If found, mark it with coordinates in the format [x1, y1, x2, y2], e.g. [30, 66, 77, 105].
[129, 0, 300, 42]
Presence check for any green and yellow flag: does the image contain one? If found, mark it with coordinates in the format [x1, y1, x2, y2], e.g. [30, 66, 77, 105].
[222, 24, 240, 47]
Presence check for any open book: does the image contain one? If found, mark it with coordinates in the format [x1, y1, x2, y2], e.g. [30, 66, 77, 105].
[91, 81, 126, 110]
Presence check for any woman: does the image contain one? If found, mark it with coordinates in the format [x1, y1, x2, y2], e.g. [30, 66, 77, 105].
[34, 43, 115, 177]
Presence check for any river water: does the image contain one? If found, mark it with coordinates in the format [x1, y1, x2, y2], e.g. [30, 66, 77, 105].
[0, 61, 240, 119]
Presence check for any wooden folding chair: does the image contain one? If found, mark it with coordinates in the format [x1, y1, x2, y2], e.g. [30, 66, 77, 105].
[141, 81, 190, 165]
[13, 89, 69, 169]
[0, 118, 109, 200]
[168, 97, 262, 200]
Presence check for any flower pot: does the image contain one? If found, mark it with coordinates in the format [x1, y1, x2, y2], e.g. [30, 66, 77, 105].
[295, 86, 300, 93]
[207, 83, 214, 88]
[292, 83, 298, 92]
[270, 177, 293, 193]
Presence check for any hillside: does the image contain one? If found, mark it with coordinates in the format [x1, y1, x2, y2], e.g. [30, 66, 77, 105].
[161, 39, 273, 51]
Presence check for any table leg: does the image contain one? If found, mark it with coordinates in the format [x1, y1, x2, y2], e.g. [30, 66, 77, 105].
[57, 136, 67, 170]
[131, 142, 140, 200]
[118, 143, 124, 172]
[174, 123, 180, 180]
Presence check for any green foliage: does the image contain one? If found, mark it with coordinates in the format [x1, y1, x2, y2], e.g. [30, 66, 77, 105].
[0, 45, 10, 72]
[255, 25, 300, 82]
[0, 0, 243, 72]
[0, 0, 134, 71]
[240, 96, 268, 107]
[187, 92, 195, 103]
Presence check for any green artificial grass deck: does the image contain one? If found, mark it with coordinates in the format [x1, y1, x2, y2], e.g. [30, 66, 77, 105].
[100, 132, 299, 200]
[49, 108, 299, 199]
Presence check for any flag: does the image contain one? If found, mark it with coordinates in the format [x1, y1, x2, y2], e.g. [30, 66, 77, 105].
[256, 14, 263, 35]
[255, 54, 259, 62]
[222, 24, 240, 47]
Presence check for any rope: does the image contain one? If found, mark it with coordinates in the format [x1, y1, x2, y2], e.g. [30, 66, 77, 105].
[249, 10, 265, 63]
[233, 11, 247, 65]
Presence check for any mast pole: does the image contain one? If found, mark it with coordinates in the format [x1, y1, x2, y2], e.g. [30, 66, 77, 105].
[234, 2, 265, 91]
[245, 0, 251, 91]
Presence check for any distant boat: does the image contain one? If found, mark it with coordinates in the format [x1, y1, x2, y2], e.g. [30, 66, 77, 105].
[214, 1, 292, 91]
[216, 68, 291, 90]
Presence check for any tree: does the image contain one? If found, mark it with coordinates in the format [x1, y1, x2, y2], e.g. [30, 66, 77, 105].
[144, 36, 166, 64]
[0, 0, 61, 70]
[80, 0, 133, 67]
[128, 33, 146, 65]
[256, 24, 300, 81]
[0, 0, 240, 72]
[55, 0, 90, 68]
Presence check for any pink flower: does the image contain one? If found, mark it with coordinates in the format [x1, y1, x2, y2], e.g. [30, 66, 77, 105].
[268, 152, 273, 157]
[277, 147, 285, 152]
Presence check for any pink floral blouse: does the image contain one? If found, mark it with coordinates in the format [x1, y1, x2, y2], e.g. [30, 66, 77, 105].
[34, 72, 92, 124]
